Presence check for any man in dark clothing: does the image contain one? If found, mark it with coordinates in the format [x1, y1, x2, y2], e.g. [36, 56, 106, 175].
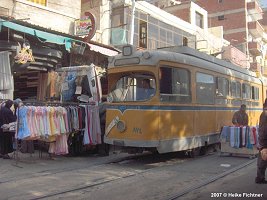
[232, 104, 248, 126]
[0, 100, 17, 159]
[255, 101, 267, 184]
[98, 96, 109, 156]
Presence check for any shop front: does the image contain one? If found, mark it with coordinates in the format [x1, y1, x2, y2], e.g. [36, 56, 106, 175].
[0, 17, 119, 157]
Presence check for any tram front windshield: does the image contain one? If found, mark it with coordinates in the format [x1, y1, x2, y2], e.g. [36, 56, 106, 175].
[108, 73, 156, 102]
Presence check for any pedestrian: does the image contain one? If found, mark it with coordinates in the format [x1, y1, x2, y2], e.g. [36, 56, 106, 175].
[13, 98, 23, 114]
[232, 104, 248, 126]
[255, 100, 267, 184]
[98, 96, 109, 156]
[0, 99, 17, 159]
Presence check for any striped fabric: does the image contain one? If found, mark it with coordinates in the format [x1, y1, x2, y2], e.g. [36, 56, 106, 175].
[27, 0, 47, 6]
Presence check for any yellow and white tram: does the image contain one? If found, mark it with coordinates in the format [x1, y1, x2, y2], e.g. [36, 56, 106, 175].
[104, 45, 266, 154]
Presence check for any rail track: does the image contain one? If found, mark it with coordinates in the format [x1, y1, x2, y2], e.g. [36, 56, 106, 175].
[0, 152, 256, 200]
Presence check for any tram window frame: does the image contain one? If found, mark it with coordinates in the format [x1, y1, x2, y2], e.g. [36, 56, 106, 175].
[196, 72, 215, 104]
[216, 77, 229, 97]
[230, 81, 241, 98]
[159, 66, 191, 103]
[242, 83, 251, 99]
[252, 86, 259, 100]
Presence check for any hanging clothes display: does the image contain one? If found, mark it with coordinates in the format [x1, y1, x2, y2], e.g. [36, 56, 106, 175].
[220, 126, 259, 157]
[16, 104, 101, 155]
[0, 51, 13, 91]
[220, 126, 258, 149]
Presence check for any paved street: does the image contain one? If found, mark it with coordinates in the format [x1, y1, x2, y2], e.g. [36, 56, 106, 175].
[179, 161, 267, 200]
[0, 150, 264, 200]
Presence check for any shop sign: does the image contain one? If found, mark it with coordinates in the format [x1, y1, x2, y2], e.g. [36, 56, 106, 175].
[14, 47, 35, 64]
[75, 12, 96, 41]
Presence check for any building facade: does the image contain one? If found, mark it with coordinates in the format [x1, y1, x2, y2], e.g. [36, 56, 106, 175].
[81, 0, 225, 57]
[159, 0, 267, 72]
[0, 0, 118, 100]
[1, 0, 81, 34]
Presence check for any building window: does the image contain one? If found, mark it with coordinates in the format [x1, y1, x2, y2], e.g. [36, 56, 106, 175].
[110, 7, 127, 46]
[27, 0, 47, 6]
[111, 7, 125, 28]
[195, 12, 203, 28]
[0, 7, 9, 16]
[139, 20, 147, 48]
[218, 15, 225, 20]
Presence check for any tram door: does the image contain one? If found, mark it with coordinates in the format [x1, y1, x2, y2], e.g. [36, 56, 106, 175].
[194, 72, 217, 137]
[158, 65, 194, 153]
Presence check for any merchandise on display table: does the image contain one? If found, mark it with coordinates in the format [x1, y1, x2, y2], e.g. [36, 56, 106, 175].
[220, 126, 259, 158]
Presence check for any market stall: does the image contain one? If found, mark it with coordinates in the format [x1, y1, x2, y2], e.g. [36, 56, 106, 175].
[220, 126, 259, 158]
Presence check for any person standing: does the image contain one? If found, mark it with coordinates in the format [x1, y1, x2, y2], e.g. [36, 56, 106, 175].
[232, 104, 249, 126]
[98, 96, 109, 156]
[255, 101, 267, 184]
[0, 100, 17, 159]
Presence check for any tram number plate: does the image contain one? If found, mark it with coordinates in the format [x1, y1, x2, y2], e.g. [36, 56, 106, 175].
[133, 127, 142, 134]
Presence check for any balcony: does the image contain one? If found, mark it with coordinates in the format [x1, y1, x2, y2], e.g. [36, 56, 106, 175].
[248, 41, 262, 56]
[247, 0, 263, 21]
[250, 61, 261, 72]
[222, 45, 250, 69]
[248, 21, 264, 39]
[262, 64, 267, 76]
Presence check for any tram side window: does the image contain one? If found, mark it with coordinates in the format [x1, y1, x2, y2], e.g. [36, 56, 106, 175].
[160, 66, 191, 103]
[242, 83, 251, 99]
[216, 77, 229, 97]
[230, 81, 241, 98]
[252, 86, 259, 100]
[196, 72, 215, 104]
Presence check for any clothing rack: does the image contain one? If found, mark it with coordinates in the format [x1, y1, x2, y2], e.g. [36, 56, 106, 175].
[55, 65, 92, 72]
[23, 100, 96, 106]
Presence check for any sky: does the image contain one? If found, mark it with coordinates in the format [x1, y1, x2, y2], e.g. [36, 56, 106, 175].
[260, 0, 267, 8]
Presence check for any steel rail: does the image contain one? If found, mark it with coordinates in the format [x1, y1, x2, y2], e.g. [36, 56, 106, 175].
[166, 158, 256, 200]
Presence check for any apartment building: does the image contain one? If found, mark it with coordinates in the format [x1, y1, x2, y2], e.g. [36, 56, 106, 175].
[260, 7, 267, 73]
[157, 0, 266, 72]
[0, 0, 118, 100]
[81, 0, 225, 57]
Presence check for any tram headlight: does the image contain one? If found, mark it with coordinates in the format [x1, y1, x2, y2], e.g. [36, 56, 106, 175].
[123, 45, 133, 56]
[143, 51, 151, 59]
[116, 120, 126, 132]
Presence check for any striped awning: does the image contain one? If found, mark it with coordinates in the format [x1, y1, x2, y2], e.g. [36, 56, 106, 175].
[87, 43, 118, 57]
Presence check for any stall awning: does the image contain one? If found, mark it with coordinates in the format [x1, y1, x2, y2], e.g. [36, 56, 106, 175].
[87, 43, 118, 57]
[0, 19, 77, 51]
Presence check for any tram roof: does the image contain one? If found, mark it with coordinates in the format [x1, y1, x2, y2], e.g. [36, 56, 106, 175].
[109, 45, 261, 83]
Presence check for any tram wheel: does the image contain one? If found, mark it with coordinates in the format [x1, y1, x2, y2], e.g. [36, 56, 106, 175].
[187, 147, 201, 158]
[199, 146, 207, 156]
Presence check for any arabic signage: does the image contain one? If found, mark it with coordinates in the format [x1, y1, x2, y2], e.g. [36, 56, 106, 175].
[75, 12, 96, 41]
